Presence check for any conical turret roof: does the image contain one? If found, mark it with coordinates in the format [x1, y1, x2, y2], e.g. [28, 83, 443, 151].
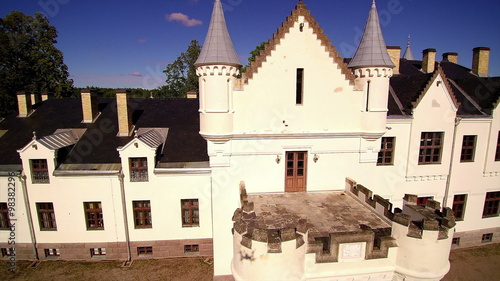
[348, 1, 394, 68]
[403, 35, 415, 60]
[195, 0, 241, 67]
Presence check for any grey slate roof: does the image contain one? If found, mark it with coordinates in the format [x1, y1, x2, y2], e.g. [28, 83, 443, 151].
[195, 0, 241, 67]
[348, 1, 395, 68]
[403, 36, 415, 60]
[38, 130, 79, 150]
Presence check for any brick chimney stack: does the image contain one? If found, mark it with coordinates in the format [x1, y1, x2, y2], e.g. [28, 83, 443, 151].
[442, 52, 458, 64]
[17, 91, 33, 117]
[116, 89, 133, 137]
[387, 46, 401, 74]
[81, 89, 99, 123]
[472, 47, 490, 77]
[422, 49, 437, 73]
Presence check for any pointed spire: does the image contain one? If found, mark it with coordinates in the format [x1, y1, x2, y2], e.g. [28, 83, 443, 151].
[195, 0, 241, 67]
[403, 35, 415, 60]
[348, 0, 394, 68]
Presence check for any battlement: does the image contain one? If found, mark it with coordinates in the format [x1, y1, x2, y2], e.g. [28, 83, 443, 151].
[196, 64, 240, 77]
[345, 178, 456, 240]
[233, 182, 306, 253]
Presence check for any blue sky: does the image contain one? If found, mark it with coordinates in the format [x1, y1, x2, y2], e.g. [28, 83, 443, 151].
[2, 0, 500, 89]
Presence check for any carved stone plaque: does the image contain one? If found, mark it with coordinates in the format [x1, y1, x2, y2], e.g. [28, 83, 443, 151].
[341, 243, 362, 259]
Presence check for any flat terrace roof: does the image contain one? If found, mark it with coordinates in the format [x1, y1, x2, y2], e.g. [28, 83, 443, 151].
[247, 192, 391, 238]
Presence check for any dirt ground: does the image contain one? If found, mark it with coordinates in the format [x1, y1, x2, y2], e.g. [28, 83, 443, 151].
[443, 243, 500, 281]
[1, 243, 498, 280]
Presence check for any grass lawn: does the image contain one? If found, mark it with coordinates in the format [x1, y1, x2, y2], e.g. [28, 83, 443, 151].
[1, 243, 498, 280]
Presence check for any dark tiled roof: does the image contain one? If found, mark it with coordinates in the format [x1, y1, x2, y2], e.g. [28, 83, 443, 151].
[0, 97, 208, 166]
[390, 59, 500, 116]
[0, 99, 85, 165]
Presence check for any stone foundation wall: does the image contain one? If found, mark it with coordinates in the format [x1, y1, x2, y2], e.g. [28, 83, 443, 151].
[0, 243, 34, 260]
[452, 227, 500, 248]
[0, 239, 213, 261]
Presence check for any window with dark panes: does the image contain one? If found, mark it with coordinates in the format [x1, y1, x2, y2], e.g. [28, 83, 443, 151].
[84, 202, 104, 230]
[181, 199, 199, 227]
[452, 194, 467, 220]
[31, 159, 49, 183]
[482, 191, 500, 218]
[130, 158, 148, 182]
[377, 137, 395, 165]
[460, 135, 476, 162]
[37, 202, 57, 230]
[418, 132, 443, 164]
[0, 203, 10, 230]
[133, 200, 152, 228]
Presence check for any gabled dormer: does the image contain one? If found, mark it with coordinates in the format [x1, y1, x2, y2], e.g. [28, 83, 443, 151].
[17, 129, 83, 184]
[117, 128, 168, 183]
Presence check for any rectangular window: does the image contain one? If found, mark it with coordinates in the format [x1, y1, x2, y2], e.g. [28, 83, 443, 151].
[133, 200, 152, 228]
[184, 244, 199, 255]
[90, 248, 106, 257]
[37, 202, 57, 230]
[418, 132, 444, 164]
[181, 199, 199, 227]
[137, 246, 153, 256]
[452, 194, 467, 221]
[377, 137, 395, 165]
[44, 248, 60, 257]
[1, 248, 15, 257]
[460, 135, 476, 162]
[130, 158, 148, 182]
[417, 196, 433, 206]
[496, 131, 500, 161]
[296, 68, 304, 105]
[482, 191, 500, 218]
[481, 233, 493, 243]
[451, 237, 460, 247]
[31, 159, 49, 183]
[84, 202, 104, 230]
[0, 203, 10, 230]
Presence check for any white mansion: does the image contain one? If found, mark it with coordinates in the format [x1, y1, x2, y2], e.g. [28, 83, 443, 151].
[0, 0, 499, 280]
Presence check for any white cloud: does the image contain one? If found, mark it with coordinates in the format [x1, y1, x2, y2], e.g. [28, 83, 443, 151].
[137, 39, 147, 43]
[166, 12, 202, 27]
[129, 72, 142, 77]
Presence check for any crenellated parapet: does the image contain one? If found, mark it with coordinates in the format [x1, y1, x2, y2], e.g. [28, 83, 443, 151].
[232, 182, 307, 254]
[394, 194, 456, 240]
[353, 67, 393, 79]
[196, 65, 240, 77]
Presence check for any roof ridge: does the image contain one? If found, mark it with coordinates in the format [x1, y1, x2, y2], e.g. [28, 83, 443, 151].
[243, 1, 354, 85]
[447, 78, 486, 115]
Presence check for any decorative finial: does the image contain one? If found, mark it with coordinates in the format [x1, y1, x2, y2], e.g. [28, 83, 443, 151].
[32, 131, 37, 140]
[407, 35, 411, 46]
[134, 130, 138, 138]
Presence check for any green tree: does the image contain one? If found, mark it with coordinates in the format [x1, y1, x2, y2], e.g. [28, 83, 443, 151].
[241, 42, 266, 73]
[161, 40, 201, 98]
[0, 11, 74, 116]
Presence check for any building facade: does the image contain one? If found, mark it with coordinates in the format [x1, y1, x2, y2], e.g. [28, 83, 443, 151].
[0, 0, 499, 280]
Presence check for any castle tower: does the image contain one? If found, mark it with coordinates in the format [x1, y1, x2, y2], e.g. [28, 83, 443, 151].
[195, 0, 242, 141]
[403, 35, 415, 60]
[348, 0, 394, 133]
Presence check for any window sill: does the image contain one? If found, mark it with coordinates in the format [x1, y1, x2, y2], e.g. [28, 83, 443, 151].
[86, 228, 105, 231]
[184, 252, 200, 256]
[40, 229, 57, 231]
[482, 215, 499, 219]
[134, 226, 152, 229]
[182, 225, 200, 228]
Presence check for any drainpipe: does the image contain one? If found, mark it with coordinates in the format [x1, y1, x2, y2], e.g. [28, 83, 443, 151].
[443, 117, 461, 207]
[19, 172, 39, 260]
[118, 171, 131, 262]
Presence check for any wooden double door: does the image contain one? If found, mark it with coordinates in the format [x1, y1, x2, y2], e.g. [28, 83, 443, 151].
[285, 151, 307, 192]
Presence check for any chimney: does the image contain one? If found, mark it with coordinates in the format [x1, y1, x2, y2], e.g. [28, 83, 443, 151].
[387, 46, 401, 74]
[442, 52, 458, 64]
[472, 47, 490, 77]
[116, 89, 133, 137]
[30, 93, 41, 105]
[41, 92, 50, 101]
[17, 91, 33, 117]
[81, 89, 99, 123]
[422, 48, 437, 73]
[186, 91, 198, 99]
